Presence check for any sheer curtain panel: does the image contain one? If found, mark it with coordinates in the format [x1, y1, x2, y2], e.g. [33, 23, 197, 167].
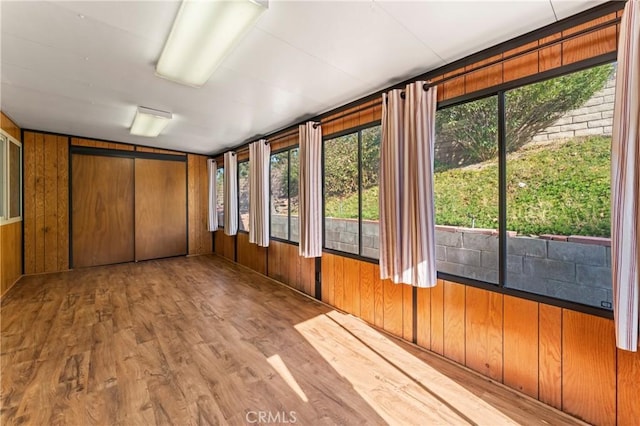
[249, 140, 270, 247]
[223, 152, 238, 236]
[299, 122, 322, 258]
[612, 0, 639, 352]
[379, 82, 438, 288]
[207, 159, 218, 231]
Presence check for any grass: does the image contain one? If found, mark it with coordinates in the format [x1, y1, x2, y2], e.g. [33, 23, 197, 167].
[324, 136, 611, 237]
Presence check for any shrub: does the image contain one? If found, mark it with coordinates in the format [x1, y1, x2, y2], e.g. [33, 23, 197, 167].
[436, 63, 613, 166]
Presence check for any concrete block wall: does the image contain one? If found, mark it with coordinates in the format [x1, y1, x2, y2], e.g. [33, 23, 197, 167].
[532, 73, 615, 143]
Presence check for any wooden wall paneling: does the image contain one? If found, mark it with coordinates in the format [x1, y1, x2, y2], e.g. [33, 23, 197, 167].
[214, 231, 223, 256]
[383, 279, 403, 338]
[267, 241, 280, 281]
[617, 349, 640, 426]
[503, 41, 539, 83]
[287, 244, 300, 290]
[71, 138, 134, 151]
[300, 256, 315, 297]
[187, 154, 212, 256]
[415, 287, 431, 350]
[56, 137, 69, 271]
[35, 132, 45, 272]
[464, 55, 503, 94]
[562, 310, 616, 426]
[503, 296, 539, 398]
[223, 233, 235, 261]
[359, 261, 375, 324]
[402, 284, 413, 342]
[342, 257, 360, 316]
[332, 255, 344, 311]
[443, 281, 466, 364]
[465, 287, 503, 382]
[441, 71, 465, 102]
[23, 132, 36, 274]
[0, 111, 20, 140]
[562, 14, 617, 66]
[358, 100, 375, 127]
[372, 102, 383, 123]
[43, 135, 58, 272]
[72, 155, 135, 268]
[321, 252, 335, 306]
[134, 159, 187, 261]
[372, 264, 384, 329]
[539, 33, 562, 72]
[236, 233, 250, 269]
[255, 245, 267, 276]
[538, 304, 562, 409]
[430, 279, 445, 355]
[1, 221, 22, 295]
[187, 155, 198, 255]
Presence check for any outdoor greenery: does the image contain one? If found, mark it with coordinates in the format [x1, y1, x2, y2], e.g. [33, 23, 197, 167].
[435, 63, 613, 166]
[326, 136, 610, 237]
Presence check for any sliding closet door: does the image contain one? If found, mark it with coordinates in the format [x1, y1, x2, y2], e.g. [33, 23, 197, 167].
[72, 154, 135, 268]
[135, 159, 187, 261]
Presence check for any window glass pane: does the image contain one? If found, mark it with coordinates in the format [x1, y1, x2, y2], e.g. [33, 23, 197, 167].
[290, 148, 299, 243]
[9, 141, 21, 219]
[435, 95, 499, 283]
[505, 63, 614, 309]
[361, 126, 380, 259]
[324, 132, 359, 254]
[238, 161, 250, 232]
[216, 167, 224, 227]
[270, 151, 289, 240]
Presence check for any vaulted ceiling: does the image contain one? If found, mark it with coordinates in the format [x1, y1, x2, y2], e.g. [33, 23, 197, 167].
[0, 1, 607, 154]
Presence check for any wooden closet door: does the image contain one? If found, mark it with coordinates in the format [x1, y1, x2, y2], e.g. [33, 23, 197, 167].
[72, 154, 135, 268]
[135, 159, 187, 261]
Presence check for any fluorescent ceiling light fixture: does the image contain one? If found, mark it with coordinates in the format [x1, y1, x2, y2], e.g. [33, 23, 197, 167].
[130, 106, 172, 137]
[156, 0, 267, 87]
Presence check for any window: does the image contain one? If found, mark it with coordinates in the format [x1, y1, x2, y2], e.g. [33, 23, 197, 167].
[323, 124, 381, 258]
[431, 62, 614, 310]
[269, 147, 299, 242]
[216, 167, 224, 227]
[504, 63, 614, 309]
[238, 161, 249, 232]
[0, 131, 22, 223]
[270, 150, 289, 240]
[434, 95, 499, 283]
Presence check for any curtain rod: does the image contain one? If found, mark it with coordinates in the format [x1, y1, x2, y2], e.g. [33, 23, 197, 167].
[212, 4, 622, 157]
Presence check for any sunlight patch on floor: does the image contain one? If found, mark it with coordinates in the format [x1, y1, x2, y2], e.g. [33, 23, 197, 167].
[295, 310, 519, 426]
[266, 354, 309, 403]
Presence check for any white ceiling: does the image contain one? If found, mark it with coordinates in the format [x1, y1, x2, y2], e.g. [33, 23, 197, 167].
[0, 0, 608, 154]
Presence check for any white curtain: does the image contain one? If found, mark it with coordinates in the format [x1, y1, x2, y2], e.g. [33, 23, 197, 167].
[223, 151, 238, 236]
[249, 139, 270, 247]
[379, 82, 438, 288]
[612, 0, 639, 352]
[299, 122, 323, 258]
[207, 159, 218, 231]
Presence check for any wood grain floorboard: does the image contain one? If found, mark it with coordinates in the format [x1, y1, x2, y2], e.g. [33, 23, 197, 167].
[2, 255, 586, 425]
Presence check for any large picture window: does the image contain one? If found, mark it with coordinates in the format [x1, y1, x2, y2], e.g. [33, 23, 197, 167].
[0, 131, 22, 223]
[432, 62, 615, 310]
[238, 161, 249, 232]
[323, 124, 381, 258]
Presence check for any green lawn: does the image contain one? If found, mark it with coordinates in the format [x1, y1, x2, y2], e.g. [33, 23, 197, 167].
[325, 136, 611, 237]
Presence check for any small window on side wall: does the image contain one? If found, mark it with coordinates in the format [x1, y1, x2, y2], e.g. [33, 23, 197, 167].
[0, 131, 22, 223]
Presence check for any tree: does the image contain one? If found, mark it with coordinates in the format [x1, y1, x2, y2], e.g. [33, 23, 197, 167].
[435, 63, 614, 166]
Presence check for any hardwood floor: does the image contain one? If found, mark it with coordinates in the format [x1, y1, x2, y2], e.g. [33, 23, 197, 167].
[1, 255, 586, 425]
